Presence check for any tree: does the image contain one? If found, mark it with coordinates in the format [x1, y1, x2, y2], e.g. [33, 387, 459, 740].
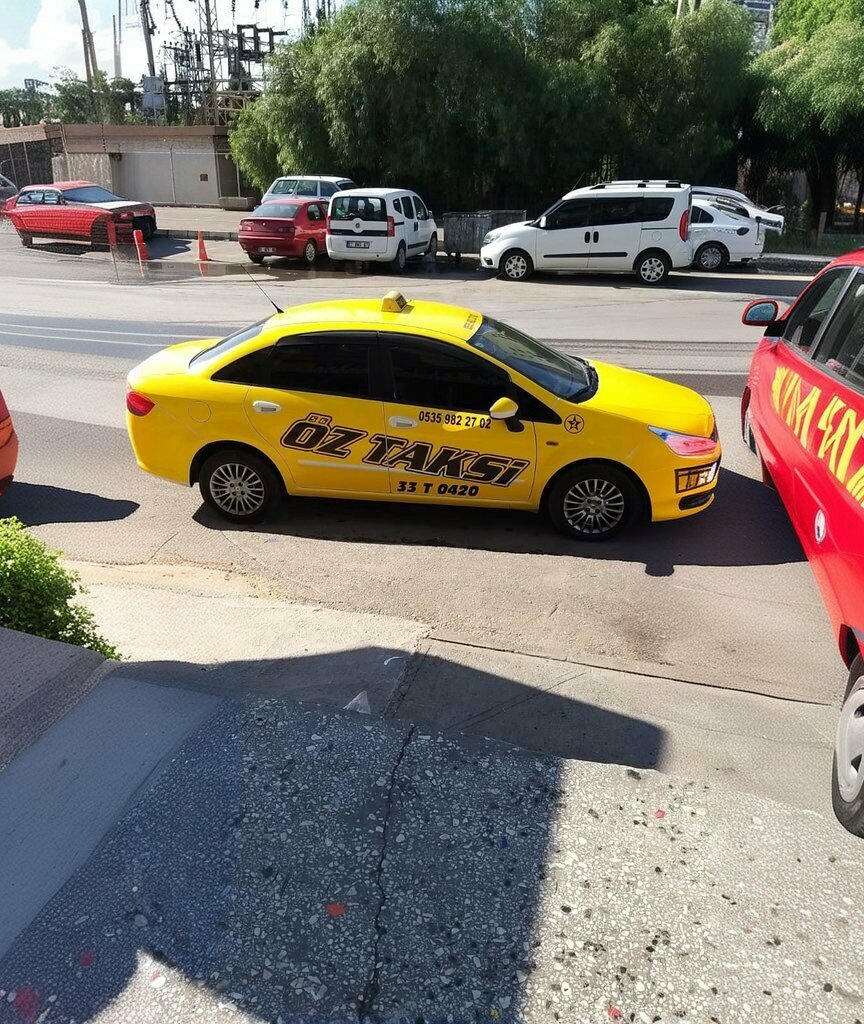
[51, 69, 140, 124]
[0, 88, 50, 127]
[230, 0, 750, 214]
[756, 13, 864, 228]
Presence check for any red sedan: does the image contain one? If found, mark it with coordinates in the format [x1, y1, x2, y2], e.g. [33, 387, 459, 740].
[3, 181, 156, 249]
[238, 198, 327, 265]
[0, 387, 18, 497]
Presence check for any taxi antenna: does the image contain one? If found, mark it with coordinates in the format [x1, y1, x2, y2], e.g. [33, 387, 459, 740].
[239, 264, 283, 314]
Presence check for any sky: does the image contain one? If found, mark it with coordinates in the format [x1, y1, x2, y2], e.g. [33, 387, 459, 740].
[0, 0, 304, 90]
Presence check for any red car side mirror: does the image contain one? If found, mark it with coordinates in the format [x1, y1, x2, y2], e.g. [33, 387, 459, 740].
[742, 298, 779, 327]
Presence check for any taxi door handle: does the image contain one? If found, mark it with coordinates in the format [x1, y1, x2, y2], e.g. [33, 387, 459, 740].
[252, 400, 282, 414]
[389, 415, 416, 429]
[584, 231, 590, 243]
[592, 231, 599, 243]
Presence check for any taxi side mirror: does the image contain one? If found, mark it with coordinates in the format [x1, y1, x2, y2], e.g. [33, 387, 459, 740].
[742, 298, 779, 327]
[490, 396, 523, 432]
[538, 215, 547, 229]
[490, 396, 518, 420]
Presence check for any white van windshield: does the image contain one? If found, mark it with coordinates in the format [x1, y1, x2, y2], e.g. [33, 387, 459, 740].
[331, 196, 387, 221]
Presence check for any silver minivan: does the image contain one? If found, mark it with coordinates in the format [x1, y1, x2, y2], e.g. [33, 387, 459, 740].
[262, 175, 356, 202]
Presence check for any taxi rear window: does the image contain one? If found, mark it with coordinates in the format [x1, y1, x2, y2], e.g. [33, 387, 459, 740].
[190, 320, 268, 368]
[331, 196, 386, 221]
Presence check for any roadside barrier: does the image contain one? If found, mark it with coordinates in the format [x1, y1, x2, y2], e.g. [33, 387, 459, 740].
[196, 230, 210, 263]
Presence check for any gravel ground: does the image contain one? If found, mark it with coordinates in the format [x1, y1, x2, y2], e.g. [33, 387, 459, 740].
[1, 697, 862, 1024]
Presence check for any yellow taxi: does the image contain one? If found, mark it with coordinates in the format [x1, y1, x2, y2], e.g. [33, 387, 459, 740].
[126, 292, 720, 541]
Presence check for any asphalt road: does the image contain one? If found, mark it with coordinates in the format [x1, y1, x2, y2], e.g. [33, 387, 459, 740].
[0, 250, 841, 715]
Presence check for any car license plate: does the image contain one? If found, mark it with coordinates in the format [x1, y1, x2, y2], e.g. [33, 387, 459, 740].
[347, 241, 370, 249]
[257, 247, 276, 254]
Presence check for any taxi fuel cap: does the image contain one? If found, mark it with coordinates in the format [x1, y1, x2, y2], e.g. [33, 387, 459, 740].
[382, 291, 408, 312]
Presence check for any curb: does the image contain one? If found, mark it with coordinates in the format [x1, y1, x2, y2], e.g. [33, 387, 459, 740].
[155, 227, 238, 242]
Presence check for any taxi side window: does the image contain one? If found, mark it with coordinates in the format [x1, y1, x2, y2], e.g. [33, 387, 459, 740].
[211, 347, 273, 386]
[18, 191, 42, 205]
[783, 269, 851, 349]
[271, 336, 372, 398]
[546, 199, 590, 230]
[813, 277, 864, 392]
[390, 342, 507, 413]
[401, 195, 415, 219]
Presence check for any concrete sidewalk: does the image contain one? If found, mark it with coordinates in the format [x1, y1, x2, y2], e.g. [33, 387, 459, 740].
[0, 675, 862, 1024]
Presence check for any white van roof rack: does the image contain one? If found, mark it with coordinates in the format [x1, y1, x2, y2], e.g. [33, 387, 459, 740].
[585, 179, 685, 190]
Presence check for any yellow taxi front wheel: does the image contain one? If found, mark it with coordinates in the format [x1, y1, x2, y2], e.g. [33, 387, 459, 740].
[546, 463, 640, 541]
[199, 449, 282, 524]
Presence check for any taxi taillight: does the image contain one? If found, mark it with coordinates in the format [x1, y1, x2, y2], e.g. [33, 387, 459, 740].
[679, 208, 689, 242]
[126, 389, 155, 416]
[387, 216, 395, 237]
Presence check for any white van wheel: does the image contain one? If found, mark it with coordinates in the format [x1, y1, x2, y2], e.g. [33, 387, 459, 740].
[635, 251, 670, 285]
[427, 232, 438, 258]
[500, 249, 533, 281]
[393, 243, 407, 273]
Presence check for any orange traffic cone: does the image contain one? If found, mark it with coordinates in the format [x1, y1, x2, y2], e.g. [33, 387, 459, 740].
[132, 228, 149, 262]
[196, 230, 210, 262]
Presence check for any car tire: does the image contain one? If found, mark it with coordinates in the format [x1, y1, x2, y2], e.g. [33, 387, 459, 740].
[134, 217, 155, 243]
[546, 463, 640, 541]
[500, 249, 533, 281]
[199, 449, 282, 524]
[90, 221, 110, 252]
[695, 242, 728, 272]
[393, 242, 407, 273]
[303, 240, 317, 266]
[248, 253, 265, 265]
[832, 656, 864, 836]
[426, 232, 438, 258]
[635, 251, 671, 285]
[742, 401, 757, 453]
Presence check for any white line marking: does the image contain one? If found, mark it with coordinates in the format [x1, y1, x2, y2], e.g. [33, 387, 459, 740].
[0, 329, 162, 348]
[0, 321, 204, 339]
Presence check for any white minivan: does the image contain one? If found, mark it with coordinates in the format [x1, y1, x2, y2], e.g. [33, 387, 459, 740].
[480, 180, 693, 284]
[326, 187, 438, 271]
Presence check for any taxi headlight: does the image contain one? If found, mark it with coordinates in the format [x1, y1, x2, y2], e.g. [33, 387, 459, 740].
[649, 425, 718, 457]
[482, 232, 494, 245]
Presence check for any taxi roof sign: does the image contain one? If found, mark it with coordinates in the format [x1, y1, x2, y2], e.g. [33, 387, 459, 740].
[382, 291, 408, 313]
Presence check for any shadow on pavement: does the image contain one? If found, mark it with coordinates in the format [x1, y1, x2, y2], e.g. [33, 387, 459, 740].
[3, 482, 138, 526]
[194, 465, 803, 575]
[122, 646, 665, 770]
[0, 649, 663, 1022]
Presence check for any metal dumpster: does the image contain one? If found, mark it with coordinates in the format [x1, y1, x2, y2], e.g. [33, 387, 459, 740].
[442, 210, 527, 259]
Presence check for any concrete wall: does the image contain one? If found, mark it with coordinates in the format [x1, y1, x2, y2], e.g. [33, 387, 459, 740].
[51, 152, 114, 190]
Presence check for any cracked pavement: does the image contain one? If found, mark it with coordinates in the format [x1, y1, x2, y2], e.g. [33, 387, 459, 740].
[2, 694, 863, 1024]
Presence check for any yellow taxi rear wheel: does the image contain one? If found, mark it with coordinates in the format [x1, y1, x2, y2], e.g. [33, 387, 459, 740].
[199, 449, 282, 524]
[546, 463, 639, 541]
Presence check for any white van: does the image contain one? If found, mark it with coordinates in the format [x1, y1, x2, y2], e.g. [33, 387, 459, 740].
[480, 180, 693, 284]
[326, 187, 438, 271]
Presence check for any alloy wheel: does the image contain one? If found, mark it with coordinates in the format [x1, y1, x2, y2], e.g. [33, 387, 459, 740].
[504, 253, 528, 279]
[562, 477, 626, 535]
[640, 257, 666, 283]
[209, 462, 266, 517]
[836, 687, 864, 803]
[699, 246, 723, 271]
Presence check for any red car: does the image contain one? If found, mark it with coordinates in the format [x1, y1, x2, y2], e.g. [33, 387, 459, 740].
[3, 181, 156, 248]
[0, 387, 18, 497]
[238, 198, 327, 266]
[741, 252, 864, 834]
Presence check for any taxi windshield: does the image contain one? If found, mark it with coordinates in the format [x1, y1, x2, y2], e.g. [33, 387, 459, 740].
[189, 320, 268, 367]
[470, 317, 593, 400]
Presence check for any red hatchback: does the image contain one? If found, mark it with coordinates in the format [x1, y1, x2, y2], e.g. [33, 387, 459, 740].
[3, 181, 156, 248]
[239, 198, 327, 266]
[741, 253, 864, 834]
[0, 387, 18, 497]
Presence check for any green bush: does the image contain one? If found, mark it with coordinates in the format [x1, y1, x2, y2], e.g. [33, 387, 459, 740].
[0, 517, 119, 658]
